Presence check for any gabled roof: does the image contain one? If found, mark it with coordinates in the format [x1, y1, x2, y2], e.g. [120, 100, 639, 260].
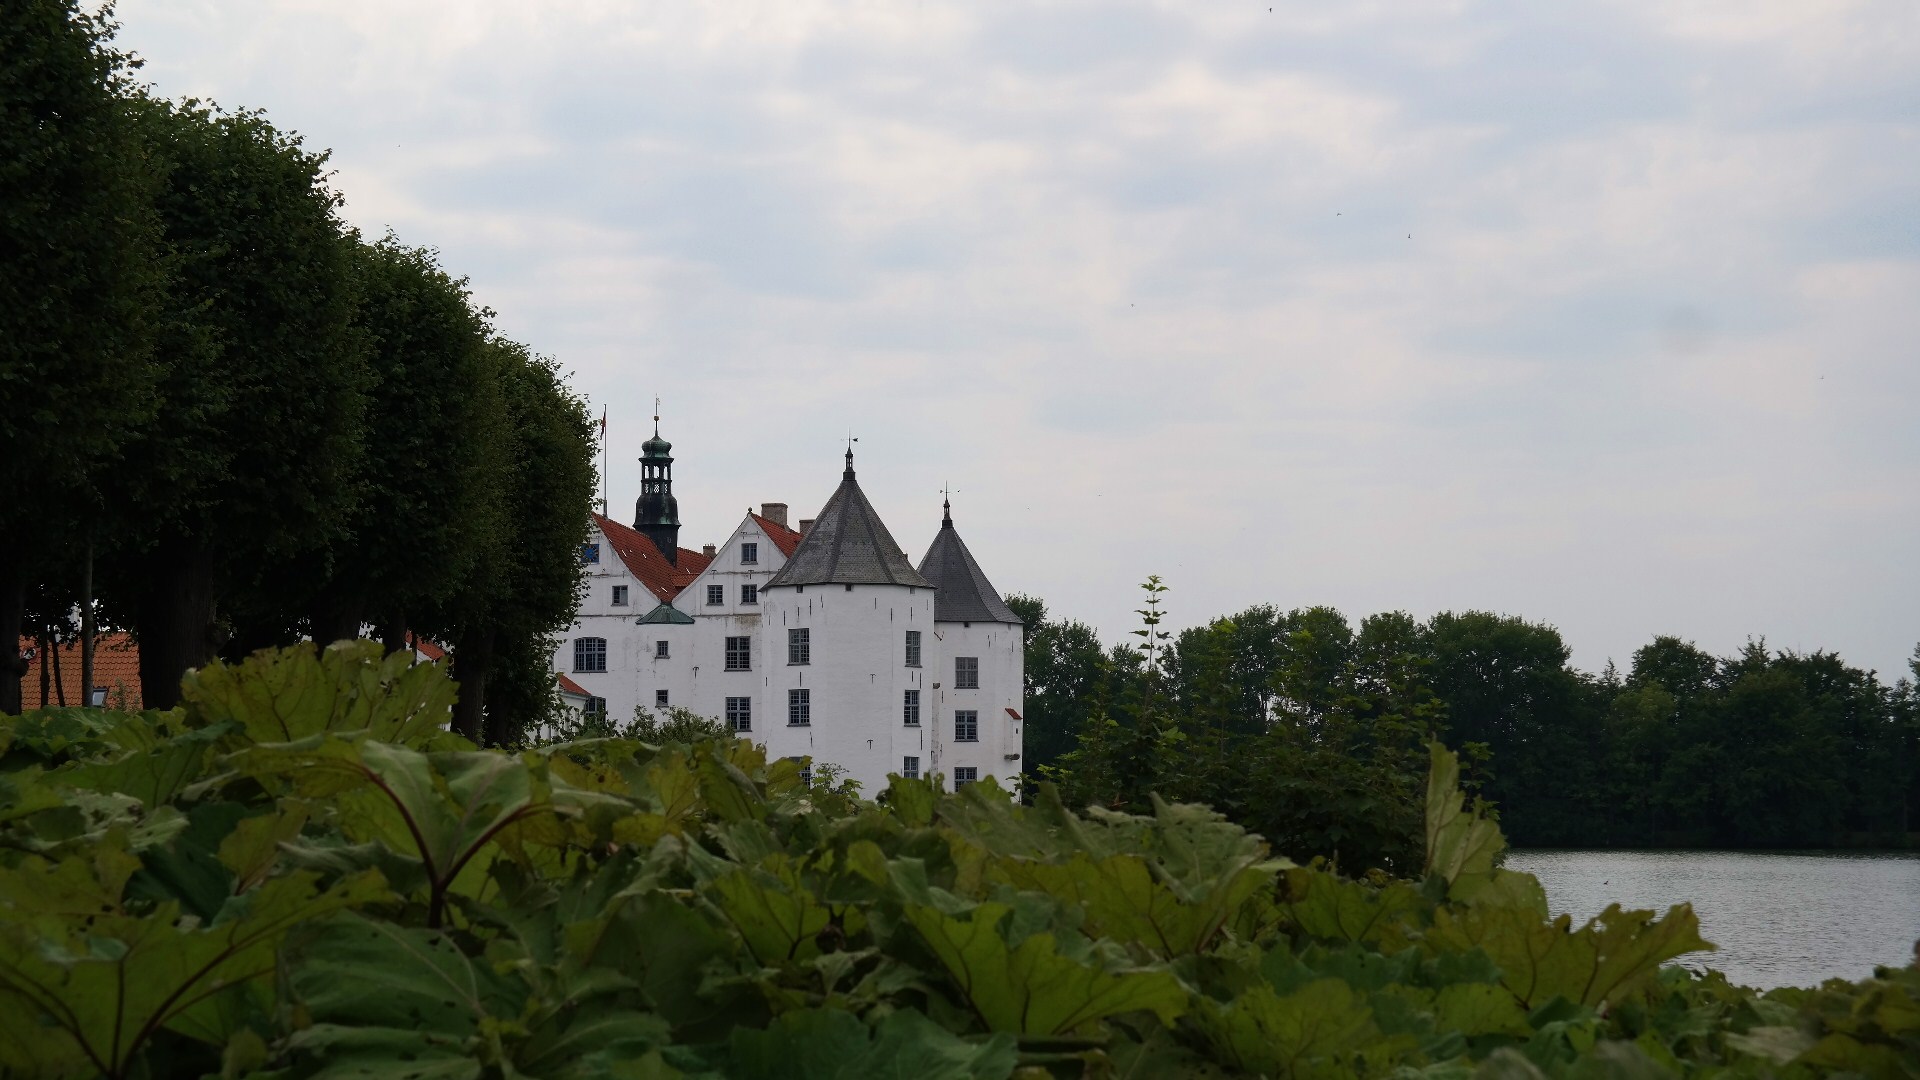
[593, 513, 713, 602]
[16, 633, 143, 710]
[749, 513, 805, 557]
[917, 512, 1021, 624]
[636, 602, 696, 625]
[557, 672, 592, 698]
[764, 469, 933, 589]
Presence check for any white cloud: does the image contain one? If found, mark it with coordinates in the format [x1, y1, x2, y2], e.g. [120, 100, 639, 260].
[111, 0, 1920, 677]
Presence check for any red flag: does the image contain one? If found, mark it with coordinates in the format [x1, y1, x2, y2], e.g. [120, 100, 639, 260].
[600, 408, 607, 436]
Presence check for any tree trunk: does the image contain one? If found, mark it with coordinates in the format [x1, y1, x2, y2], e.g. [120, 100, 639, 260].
[37, 631, 51, 710]
[138, 541, 221, 711]
[0, 567, 25, 715]
[310, 591, 364, 651]
[380, 616, 408, 657]
[50, 628, 65, 706]
[451, 627, 494, 743]
[80, 538, 95, 708]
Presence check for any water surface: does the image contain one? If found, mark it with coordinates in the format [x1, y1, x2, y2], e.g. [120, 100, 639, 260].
[1504, 850, 1920, 989]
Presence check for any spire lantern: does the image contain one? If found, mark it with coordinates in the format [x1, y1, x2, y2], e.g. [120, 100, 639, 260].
[634, 406, 681, 564]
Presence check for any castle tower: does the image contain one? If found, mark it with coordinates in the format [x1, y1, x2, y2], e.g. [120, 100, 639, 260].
[916, 495, 1024, 788]
[633, 414, 680, 564]
[760, 448, 937, 791]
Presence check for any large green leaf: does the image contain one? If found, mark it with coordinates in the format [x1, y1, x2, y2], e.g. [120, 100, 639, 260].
[0, 869, 384, 1077]
[1188, 977, 1384, 1079]
[1278, 866, 1425, 948]
[182, 639, 456, 745]
[717, 1008, 1016, 1079]
[287, 910, 521, 1039]
[1426, 903, 1713, 1010]
[1423, 742, 1504, 902]
[905, 901, 1187, 1035]
[993, 851, 1266, 958]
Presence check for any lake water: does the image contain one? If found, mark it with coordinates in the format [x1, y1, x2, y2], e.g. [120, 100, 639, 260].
[1504, 850, 1920, 990]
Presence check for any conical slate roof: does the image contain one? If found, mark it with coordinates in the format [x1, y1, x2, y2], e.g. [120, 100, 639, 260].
[765, 456, 934, 589]
[917, 504, 1021, 624]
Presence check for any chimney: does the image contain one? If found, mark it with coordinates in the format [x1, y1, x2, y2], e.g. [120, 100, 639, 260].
[702, 543, 717, 558]
[760, 502, 789, 528]
[799, 519, 815, 536]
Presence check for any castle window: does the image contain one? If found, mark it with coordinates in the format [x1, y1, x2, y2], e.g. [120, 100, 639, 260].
[953, 767, 978, 789]
[707, 584, 724, 606]
[788, 628, 811, 666]
[741, 584, 758, 605]
[655, 640, 669, 659]
[903, 689, 920, 726]
[611, 585, 629, 606]
[795, 758, 812, 786]
[955, 656, 979, 689]
[904, 631, 921, 667]
[725, 636, 752, 671]
[788, 689, 811, 727]
[655, 689, 669, 708]
[902, 756, 920, 780]
[741, 542, 758, 564]
[726, 697, 752, 732]
[954, 710, 978, 742]
[581, 543, 600, 565]
[573, 637, 607, 673]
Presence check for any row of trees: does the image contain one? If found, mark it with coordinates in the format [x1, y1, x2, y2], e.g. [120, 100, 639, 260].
[1013, 589, 1920, 869]
[1, 1, 598, 742]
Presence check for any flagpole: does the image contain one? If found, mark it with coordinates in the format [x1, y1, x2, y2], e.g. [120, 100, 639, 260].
[600, 407, 609, 516]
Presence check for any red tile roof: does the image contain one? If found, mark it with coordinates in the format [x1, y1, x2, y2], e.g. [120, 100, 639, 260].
[16, 633, 143, 710]
[557, 672, 591, 697]
[592, 514, 713, 602]
[750, 513, 806, 557]
[407, 635, 448, 662]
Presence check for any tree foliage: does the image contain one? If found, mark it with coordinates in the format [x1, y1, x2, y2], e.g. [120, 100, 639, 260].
[0, 0, 162, 713]
[3, 645, 1915, 1078]
[104, 96, 368, 707]
[7, 4, 597, 745]
[1030, 582, 1920, 859]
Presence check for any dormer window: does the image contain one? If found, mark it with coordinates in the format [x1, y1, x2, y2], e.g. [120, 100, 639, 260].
[741, 542, 758, 564]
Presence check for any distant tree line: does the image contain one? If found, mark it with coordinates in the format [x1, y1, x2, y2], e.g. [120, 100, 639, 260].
[1011, 590, 1920, 870]
[1, 1, 597, 743]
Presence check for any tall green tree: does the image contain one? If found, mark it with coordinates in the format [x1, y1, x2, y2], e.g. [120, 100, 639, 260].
[301, 236, 503, 649]
[106, 98, 368, 708]
[435, 341, 594, 746]
[0, 0, 161, 713]
[1005, 593, 1112, 774]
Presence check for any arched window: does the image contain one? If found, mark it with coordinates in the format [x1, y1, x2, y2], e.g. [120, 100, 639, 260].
[573, 637, 607, 673]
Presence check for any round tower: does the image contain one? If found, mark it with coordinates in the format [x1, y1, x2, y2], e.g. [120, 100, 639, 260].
[634, 414, 680, 563]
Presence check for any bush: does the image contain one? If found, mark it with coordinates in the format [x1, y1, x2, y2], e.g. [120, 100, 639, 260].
[0, 641, 1913, 1078]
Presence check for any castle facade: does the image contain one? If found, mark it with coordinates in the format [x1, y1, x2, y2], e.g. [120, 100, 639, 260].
[551, 428, 1024, 795]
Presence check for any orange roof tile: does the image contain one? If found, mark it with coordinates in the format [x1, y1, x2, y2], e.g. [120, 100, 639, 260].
[407, 635, 448, 662]
[750, 513, 806, 558]
[557, 672, 591, 697]
[593, 514, 713, 602]
[16, 633, 143, 710]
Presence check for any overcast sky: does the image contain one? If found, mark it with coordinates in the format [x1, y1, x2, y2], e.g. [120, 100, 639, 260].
[114, 0, 1920, 679]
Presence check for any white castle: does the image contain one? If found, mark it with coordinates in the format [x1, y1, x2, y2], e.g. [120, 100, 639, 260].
[550, 424, 1024, 794]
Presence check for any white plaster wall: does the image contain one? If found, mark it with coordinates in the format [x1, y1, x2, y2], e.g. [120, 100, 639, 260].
[927, 619, 1025, 791]
[681, 516, 788, 724]
[756, 582, 936, 796]
[551, 521, 650, 725]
